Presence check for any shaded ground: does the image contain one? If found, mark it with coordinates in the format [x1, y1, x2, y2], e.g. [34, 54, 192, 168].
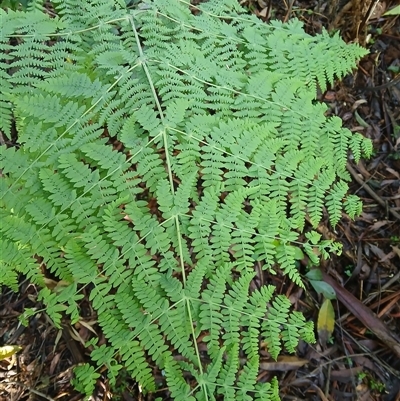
[1, 1, 399, 400]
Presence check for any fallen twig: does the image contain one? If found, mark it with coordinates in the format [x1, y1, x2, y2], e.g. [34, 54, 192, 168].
[0, 381, 55, 401]
[346, 162, 400, 220]
[337, 270, 400, 323]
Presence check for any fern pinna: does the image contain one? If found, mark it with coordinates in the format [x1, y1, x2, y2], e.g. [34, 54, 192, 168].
[0, 0, 369, 399]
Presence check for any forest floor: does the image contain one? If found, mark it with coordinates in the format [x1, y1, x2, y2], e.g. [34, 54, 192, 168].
[0, 1, 399, 401]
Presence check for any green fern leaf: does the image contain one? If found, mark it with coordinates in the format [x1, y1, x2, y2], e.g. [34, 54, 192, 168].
[199, 264, 230, 358]
[72, 363, 100, 397]
[0, 1, 368, 398]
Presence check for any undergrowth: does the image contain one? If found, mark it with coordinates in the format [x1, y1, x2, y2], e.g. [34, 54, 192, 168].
[0, 0, 370, 399]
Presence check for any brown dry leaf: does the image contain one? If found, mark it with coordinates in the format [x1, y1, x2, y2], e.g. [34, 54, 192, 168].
[43, 277, 70, 292]
[371, 1, 386, 19]
[386, 166, 400, 179]
[69, 325, 86, 346]
[318, 298, 335, 347]
[354, 161, 371, 179]
[352, 355, 377, 373]
[352, 99, 368, 110]
[311, 384, 331, 401]
[369, 220, 390, 231]
[395, 136, 400, 151]
[360, 212, 376, 221]
[380, 249, 398, 262]
[356, 382, 372, 401]
[77, 319, 98, 335]
[391, 245, 400, 258]
[258, 7, 268, 17]
[43, 277, 59, 290]
[368, 243, 390, 263]
[330, 367, 364, 382]
[49, 352, 62, 376]
[288, 287, 303, 304]
[324, 91, 336, 101]
[259, 355, 308, 371]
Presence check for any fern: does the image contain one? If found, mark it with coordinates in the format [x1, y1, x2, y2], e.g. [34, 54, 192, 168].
[0, 0, 370, 399]
[72, 363, 101, 396]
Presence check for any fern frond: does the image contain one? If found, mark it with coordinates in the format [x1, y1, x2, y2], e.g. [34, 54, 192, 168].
[199, 264, 230, 358]
[242, 285, 275, 359]
[0, 238, 42, 291]
[236, 358, 259, 401]
[1, 1, 368, 399]
[221, 272, 254, 346]
[72, 363, 100, 397]
[199, 346, 225, 400]
[326, 180, 349, 226]
[216, 343, 239, 400]
[164, 356, 196, 401]
[255, 377, 280, 401]
[344, 194, 363, 219]
[308, 167, 336, 227]
[262, 295, 290, 359]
